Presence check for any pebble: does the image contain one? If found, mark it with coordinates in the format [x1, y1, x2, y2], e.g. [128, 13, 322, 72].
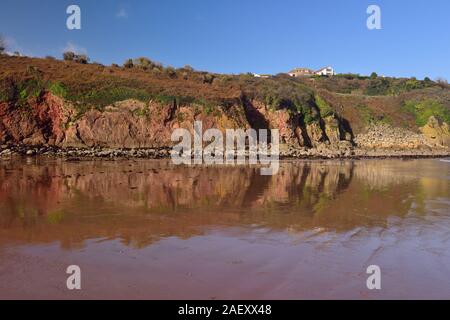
[0, 139, 448, 160]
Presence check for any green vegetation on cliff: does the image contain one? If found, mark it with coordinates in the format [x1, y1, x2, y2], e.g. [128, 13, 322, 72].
[402, 100, 450, 126]
[0, 55, 449, 134]
[315, 94, 333, 117]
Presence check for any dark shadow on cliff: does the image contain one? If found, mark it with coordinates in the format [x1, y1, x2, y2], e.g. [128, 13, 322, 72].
[241, 97, 272, 143]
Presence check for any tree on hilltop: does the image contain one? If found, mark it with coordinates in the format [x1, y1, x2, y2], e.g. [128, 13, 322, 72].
[63, 51, 75, 61]
[63, 51, 90, 64]
[123, 58, 134, 68]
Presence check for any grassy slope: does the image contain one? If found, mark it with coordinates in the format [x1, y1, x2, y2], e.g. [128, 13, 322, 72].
[1, 55, 449, 134]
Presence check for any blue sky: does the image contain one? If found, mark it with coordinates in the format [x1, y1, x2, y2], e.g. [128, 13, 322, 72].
[1, 0, 449, 79]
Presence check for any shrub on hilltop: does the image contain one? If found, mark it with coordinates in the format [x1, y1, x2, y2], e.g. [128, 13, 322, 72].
[63, 51, 90, 64]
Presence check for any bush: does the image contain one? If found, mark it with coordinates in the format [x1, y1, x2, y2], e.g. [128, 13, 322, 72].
[48, 82, 67, 98]
[0, 70, 69, 106]
[74, 54, 89, 64]
[365, 78, 390, 95]
[133, 57, 152, 69]
[66, 86, 154, 111]
[203, 73, 214, 84]
[123, 59, 134, 68]
[402, 100, 450, 126]
[356, 104, 376, 125]
[404, 79, 423, 91]
[133, 57, 162, 70]
[63, 51, 89, 64]
[63, 51, 75, 61]
[151, 67, 162, 75]
[165, 66, 177, 78]
[315, 95, 333, 117]
[250, 78, 317, 122]
[300, 104, 316, 124]
[14, 78, 45, 107]
[335, 73, 358, 80]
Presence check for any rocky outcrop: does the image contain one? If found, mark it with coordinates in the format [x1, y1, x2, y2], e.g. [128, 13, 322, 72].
[0, 93, 73, 146]
[1, 93, 353, 150]
[243, 99, 353, 149]
[62, 99, 249, 148]
[355, 124, 431, 150]
[1, 92, 449, 158]
[420, 116, 450, 147]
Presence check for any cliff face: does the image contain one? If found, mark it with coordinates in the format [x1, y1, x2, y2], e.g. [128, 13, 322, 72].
[0, 94, 245, 148]
[0, 91, 449, 156]
[0, 92, 355, 150]
[1, 55, 449, 157]
[242, 99, 353, 148]
[0, 93, 72, 146]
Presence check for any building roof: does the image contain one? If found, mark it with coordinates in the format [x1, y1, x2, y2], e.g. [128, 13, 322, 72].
[289, 67, 314, 72]
[315, 66, 333, 72]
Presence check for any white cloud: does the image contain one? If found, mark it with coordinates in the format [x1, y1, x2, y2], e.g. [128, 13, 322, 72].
[62, 41, 87, 55]
[116, 8, 128, 18]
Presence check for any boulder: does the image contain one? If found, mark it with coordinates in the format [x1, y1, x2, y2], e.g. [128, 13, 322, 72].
[420, 116, 450, 147]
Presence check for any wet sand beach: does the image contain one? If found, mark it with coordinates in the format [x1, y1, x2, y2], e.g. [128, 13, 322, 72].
[0, 157, 449, 299]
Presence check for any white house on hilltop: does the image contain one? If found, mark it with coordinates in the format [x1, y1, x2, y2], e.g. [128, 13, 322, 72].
[315, 66, 335, 76]
[253, 73, 271, 78]
[288, 68, 315, 77]
[288, 66, 336, 77]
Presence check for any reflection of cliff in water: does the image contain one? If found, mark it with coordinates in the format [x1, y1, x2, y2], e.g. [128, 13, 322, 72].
[0, 157, 448, 249]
